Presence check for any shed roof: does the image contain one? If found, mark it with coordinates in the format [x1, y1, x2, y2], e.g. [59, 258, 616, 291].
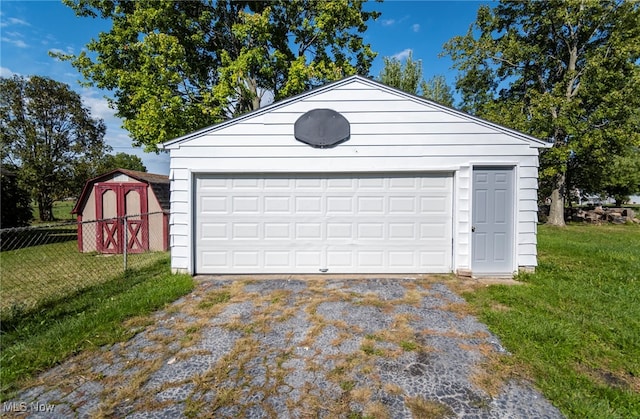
[72, 169, 170, 215]
[160, 75, 552, 150]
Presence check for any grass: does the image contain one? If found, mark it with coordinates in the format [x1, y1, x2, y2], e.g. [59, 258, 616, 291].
[0, 257, 194, 401]
[461, 224, 640, 418]
[0, 240, 167, 319]
[31, 200, 76, 224]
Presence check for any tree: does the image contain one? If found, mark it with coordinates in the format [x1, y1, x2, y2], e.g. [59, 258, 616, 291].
[377, 53, 455, 106]
[96, 152, 146, 174]
[444, 0, 640, 225]
[58, 0, 380, 151]
[378, 51, 423, 95]
[597, 150, 640, 206]
[420, 75, 454, 107]
[0, 75, 107, 221]
[1, 165, 33, 227]
[71, 152, 147, 197]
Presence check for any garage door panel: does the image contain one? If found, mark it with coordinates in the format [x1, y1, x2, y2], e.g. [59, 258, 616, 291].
[327, 178, 354, 188]
[233, 223, 260, 239]
[233, 178, 259, 188]
[195, 173, 452, 273]
[420, 251, 450, 271]
[358, 251, 385, 267]
[201, 251, 227, 268]
[389, 223, 416, 239]
[359, 178, 384, 188]
[357, 196, 385, 213]
[389, 177, 417, 188]
[327, 223, 353, 239]
[201, 223, 227, 240]
[358, 223, 385, 239]
[327, 196, 354, 213]
[264, 223, 291, 239]
[232, 196, 259, 213]
[420, 196, 449, 214]
[295, 196, 322, 213]
[264, 178, 291, 188]
[296, 223, 322, 239]
[265, 251, 290, 267]
[264, 196, 291, 213]
[389, 196, 416, 213]
[233, 251, 259, 267]
[295, 178, 323, 189]
[420, 223, 449, 240]
[199, 178, 227, 189]
[296, 251, 322, 266]
[389, 251, 416, 266]
[421, 176, 450, 188]
[327, 250, 353, 267]
[201, 196, 227, 213]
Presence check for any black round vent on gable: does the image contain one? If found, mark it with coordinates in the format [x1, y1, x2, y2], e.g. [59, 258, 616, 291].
[294, 109, 350, 149]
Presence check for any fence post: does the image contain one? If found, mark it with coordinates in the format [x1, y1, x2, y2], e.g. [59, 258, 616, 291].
[123, 216, 128, 272]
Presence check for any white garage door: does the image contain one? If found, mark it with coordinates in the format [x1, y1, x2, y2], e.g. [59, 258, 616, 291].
[195, 173, 452, 274]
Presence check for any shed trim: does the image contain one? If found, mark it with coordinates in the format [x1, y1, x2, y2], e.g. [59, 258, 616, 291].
[72, 168, 170, 215]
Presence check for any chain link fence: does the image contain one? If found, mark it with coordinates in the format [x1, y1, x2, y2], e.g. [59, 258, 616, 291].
[0, 212, 169, 322]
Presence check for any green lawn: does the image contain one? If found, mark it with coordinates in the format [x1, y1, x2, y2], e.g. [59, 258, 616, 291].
[31, 200, 76, 224]
[0, 257, 194, 401]
[462, 224, 640, 418]
[0, 240, 168, 319]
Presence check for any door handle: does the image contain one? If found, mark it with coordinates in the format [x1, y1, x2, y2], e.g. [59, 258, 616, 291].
[472, 226, 476, 232]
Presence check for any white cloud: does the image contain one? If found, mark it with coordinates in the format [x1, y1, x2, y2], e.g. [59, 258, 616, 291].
[1, 36, 28, 48]
[412, 24, 420, 33]
[392, 48, 412, 61]
[1, 16, 30, 28]
[7, 17, 29, 26]
[81, 89, 119, 125]
[0, 66, 16, 77]
[381, 19, 396, 26]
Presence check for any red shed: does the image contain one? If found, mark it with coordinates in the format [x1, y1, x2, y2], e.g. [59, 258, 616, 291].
[72, 169, 170, 254]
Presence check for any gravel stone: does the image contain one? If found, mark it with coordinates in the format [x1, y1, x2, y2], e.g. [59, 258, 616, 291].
[7, 277, 563, 418]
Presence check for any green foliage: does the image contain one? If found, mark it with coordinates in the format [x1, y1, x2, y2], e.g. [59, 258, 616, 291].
[378, 52, 454, 106]
[0, 165, 32, 227]
[0, 257, 194, 400]
[420, 75, 454, 107]
[59, 0, 380, 151]
[98, 152, 146, 173]
[30, 200, 76, 224]
[463, 224, 640, 417]
[378, 51, 423, 95]
[579, 149, 640, 206]
[0, 75, 108, 221]
[71, 151, 147, 197]
[444, 1, 640, 225]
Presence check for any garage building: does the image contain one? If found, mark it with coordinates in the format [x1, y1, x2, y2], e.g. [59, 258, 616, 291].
[160, 76, 550, 277]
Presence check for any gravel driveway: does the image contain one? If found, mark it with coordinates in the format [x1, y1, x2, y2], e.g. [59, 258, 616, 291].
[11, 276, 562, 418]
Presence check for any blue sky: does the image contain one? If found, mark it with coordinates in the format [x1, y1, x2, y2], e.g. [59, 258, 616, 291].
[1, 1, 484, 175]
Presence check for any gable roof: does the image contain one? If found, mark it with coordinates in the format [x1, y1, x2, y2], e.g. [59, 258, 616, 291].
[72, 168, 170, 214]
[160, 75, 551, 150]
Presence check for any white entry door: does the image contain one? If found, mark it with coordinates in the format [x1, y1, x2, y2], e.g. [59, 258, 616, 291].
[195, 173, 453, 274]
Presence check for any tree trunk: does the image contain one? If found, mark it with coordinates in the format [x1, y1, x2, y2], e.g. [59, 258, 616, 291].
[38, 194, 54, 222]
[547, 172, 566, 226]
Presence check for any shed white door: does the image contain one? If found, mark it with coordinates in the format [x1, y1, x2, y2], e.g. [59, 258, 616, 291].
[195, 173, 452, 274]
